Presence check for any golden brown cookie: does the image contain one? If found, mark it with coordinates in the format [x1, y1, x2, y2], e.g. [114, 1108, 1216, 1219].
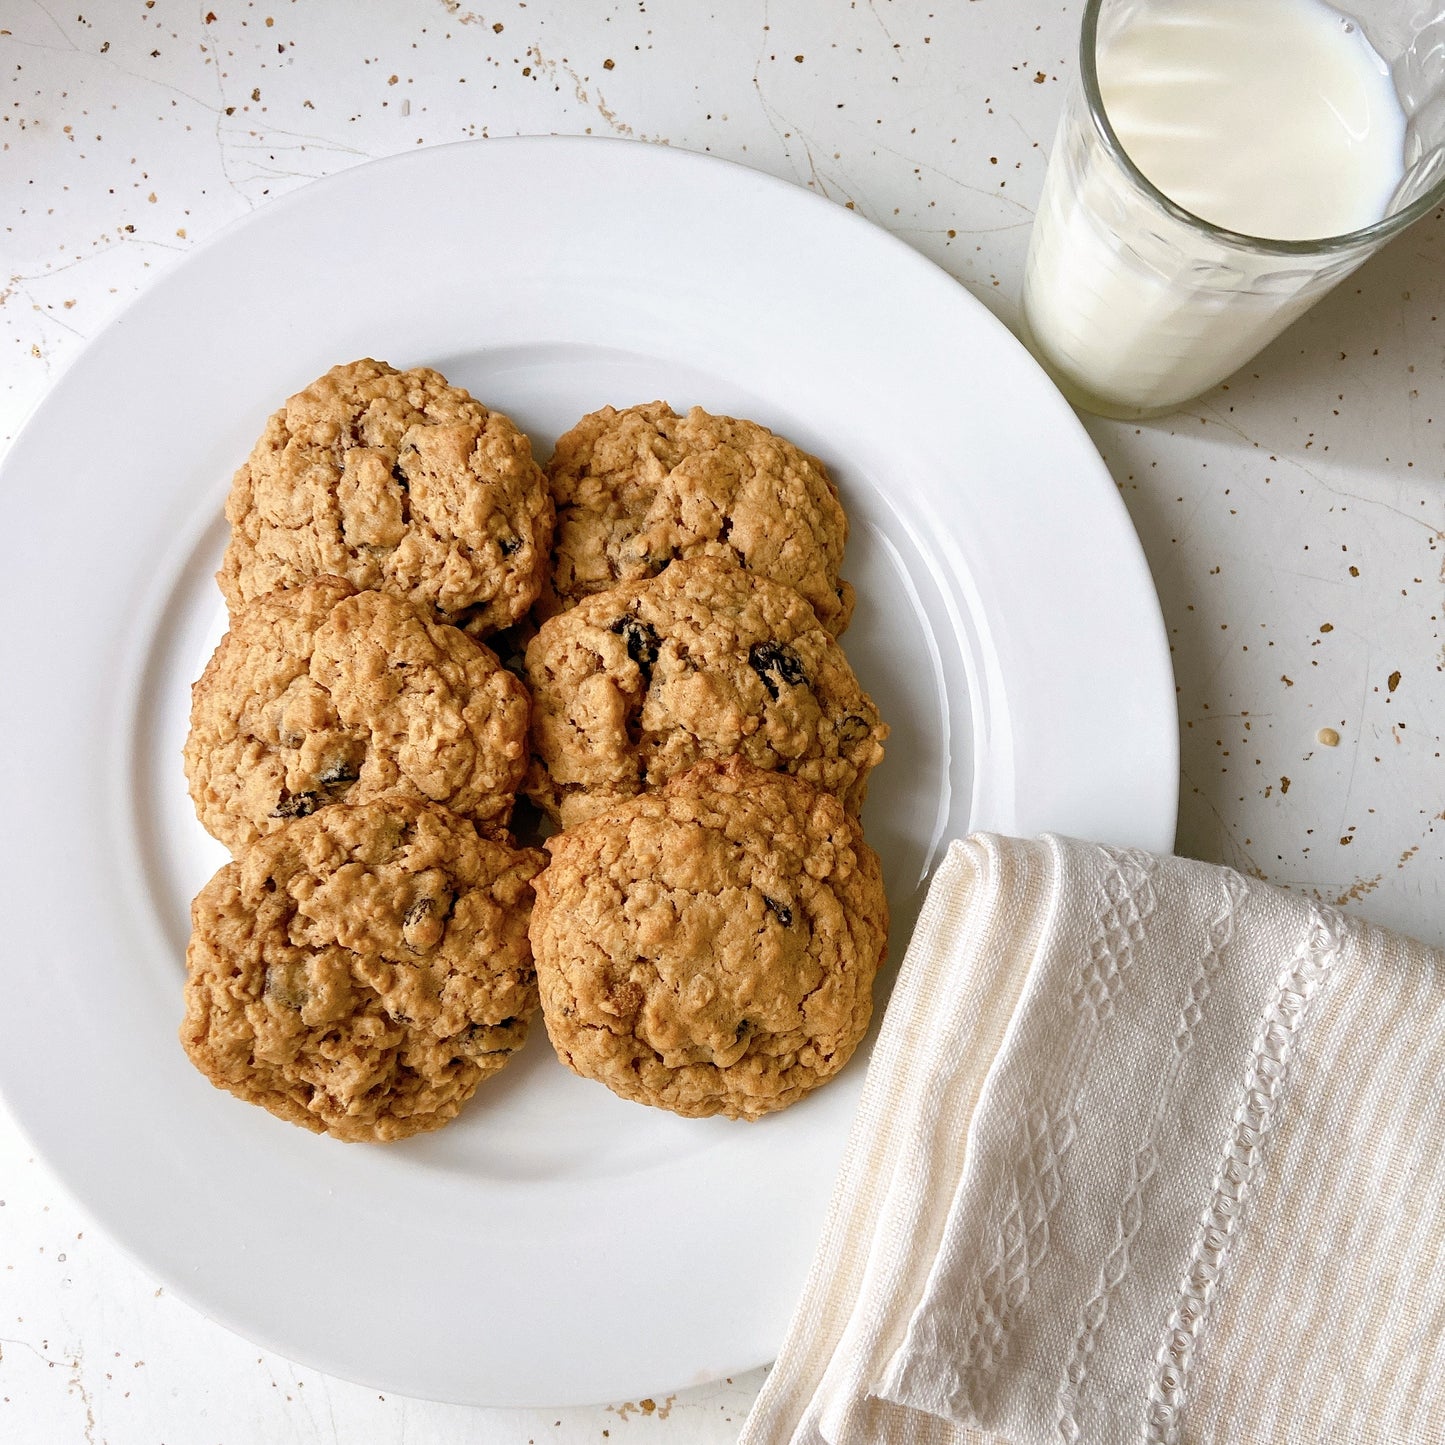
[185, 577, 529, 851]
[525, 558, 887, 829]
[544, 402, 855, 635]
[219, 359, 552, 636]
[182, 797, 545, 1142]
[531, 758, 889, 1120]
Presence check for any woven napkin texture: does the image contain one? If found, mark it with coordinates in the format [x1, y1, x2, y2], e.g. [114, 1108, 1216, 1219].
[741, 834, 1445, 1445]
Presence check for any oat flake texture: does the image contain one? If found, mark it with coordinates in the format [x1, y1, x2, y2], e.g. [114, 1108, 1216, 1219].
[531, 757, 889, 1120]
[525, 557, 887, 829]
[184, 576, 529, 851]
[543, 401, 855, 634]
[182, 797, 545, 1143]
[219, 358, 553, 636]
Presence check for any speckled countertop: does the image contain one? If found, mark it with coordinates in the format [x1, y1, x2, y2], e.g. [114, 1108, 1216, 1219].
[2, 2, 1441, 1442]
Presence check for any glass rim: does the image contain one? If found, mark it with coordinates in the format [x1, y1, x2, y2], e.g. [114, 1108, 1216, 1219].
[1080, 0, 1445, 256]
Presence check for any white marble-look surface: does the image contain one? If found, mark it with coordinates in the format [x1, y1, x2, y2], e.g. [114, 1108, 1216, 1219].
[2, 1, 1441, 1441]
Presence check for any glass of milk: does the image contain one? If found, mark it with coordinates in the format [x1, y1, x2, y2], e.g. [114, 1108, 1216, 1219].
[1020, 0, 1445, 419]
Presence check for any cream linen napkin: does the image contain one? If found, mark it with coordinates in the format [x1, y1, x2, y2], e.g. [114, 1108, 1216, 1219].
[742, 835, 1445, 1445]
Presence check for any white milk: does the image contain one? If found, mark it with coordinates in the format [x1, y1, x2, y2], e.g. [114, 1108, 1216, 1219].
[1100, 0, 1404, 239]
[1021, 0, 1407, 416]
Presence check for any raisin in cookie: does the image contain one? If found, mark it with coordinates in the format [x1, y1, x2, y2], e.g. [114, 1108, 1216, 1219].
[219, 359, 552, 636]
[544, 402, 854, 635]
[531, 758, 888, 1120]
[525, 558, 887, 829]
[182, 798, 544, 1142]
[185, 576, 529, 851]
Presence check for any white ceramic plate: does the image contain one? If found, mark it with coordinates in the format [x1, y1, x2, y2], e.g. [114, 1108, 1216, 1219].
[0, 138, 1176, 1407]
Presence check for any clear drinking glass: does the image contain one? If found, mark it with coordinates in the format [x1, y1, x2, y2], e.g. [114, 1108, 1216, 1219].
[1020, 0, 1445, 420]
